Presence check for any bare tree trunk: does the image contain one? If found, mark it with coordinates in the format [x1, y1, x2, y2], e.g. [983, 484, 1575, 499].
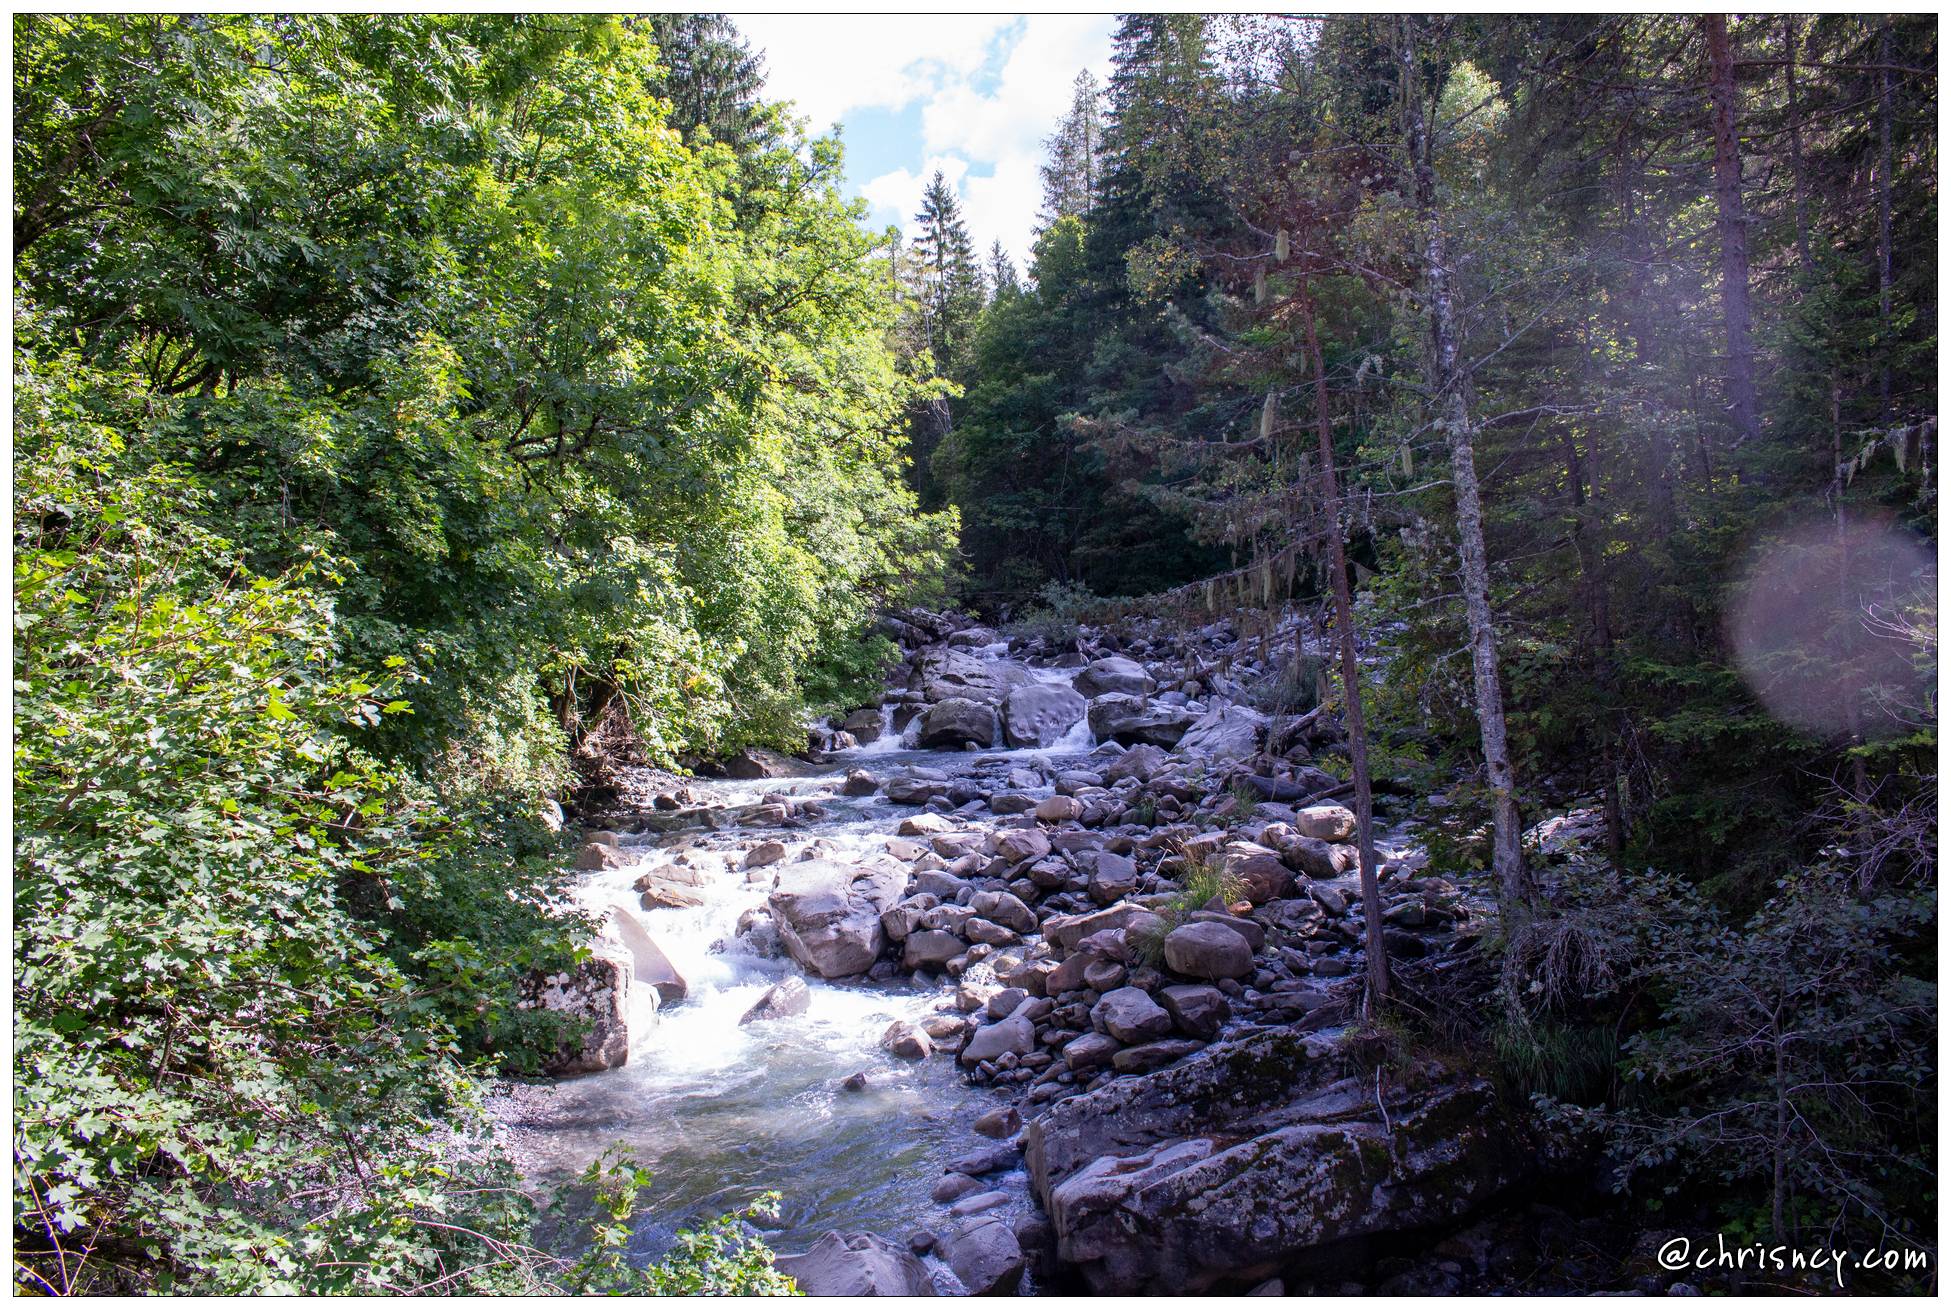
[1563, 428, 1626, 871]
[1399, 19, 1533, 913]
[1782, 16, 1815, 275]
[1299, 282, 1392, 1011]
[1876, 26, 1895, 422]
[1703, 14, 1759, 444]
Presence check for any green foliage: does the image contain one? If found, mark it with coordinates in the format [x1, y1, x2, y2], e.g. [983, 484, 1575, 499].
[12, 13, 943, 1293]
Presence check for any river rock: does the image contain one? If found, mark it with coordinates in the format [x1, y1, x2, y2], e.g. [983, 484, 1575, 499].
[774, 1231, 935, 1297]
[839, 706, 884, 743]
[1023, 1028, 1520, 1293]
[973, 1105, 1022, 1139]
[1085, 851, 1138, 906]
[1175, 703, 1267, 761]
[933, 1172, 983, 1203]
[1034, 794, 1083, 823]
[1293, 804, 1357, 841]
[768, 861, 905, 979]
[904, 930, 965, 971]
[971, 890, 1037, 934]
[993, 827, 1051, 864]
[1221, 842, 1292, 904]
[939, 1215, 1026, 1295]
[1162, 921, 1255, 980]
[574, 839, 630, 871]
[900, 812, 956, 837]
[841, 768, 879, 797]
[918, 647, 1038, 706]
[1073, 656, 1155, 697]
[743, 839, 787, 869]
[721, 746, 818, 779]
[959, 1014, 1035, 1067]
[1112, 1039, 1205, 1073]
[882, 1020, 933, 1060]
[919, 697, 999, 750]
[740, 976, 811, 1025]
[1091, 986, 1172, 1043]
[1159, 984, 1229, 1039]
[1087, 695, 1198, 748]
[526, 947, 634, 1075]
[1001, 683, 1088, 748]
[1064, 1031, 1121, 1071]
[1102, 743, 1170, 783]
[603, 906, 687, 1004]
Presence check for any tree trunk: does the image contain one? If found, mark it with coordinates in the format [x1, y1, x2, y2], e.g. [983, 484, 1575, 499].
[1299, 282, 1392, 1011]
[1876, 26, 1895, 422]
[1782, 16, 1815, 275]
[1399, 19, 1533, 913]
[1703, 14, 1758, 444]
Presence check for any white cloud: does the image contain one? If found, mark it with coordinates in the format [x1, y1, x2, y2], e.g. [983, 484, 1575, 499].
[735, 14, 1117, 267]
[733, 14, 1015, 132]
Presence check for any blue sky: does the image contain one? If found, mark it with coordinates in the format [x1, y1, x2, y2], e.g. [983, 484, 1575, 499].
[732, 15, 1116, 268]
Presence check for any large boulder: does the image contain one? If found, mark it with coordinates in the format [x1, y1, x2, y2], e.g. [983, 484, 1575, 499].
[1087, 695, 1199, 749]
[603, 905, 688, 1004]
[1001, 683, 1089, 747]
[768, 861, 905, 979]
[774, 1231, 935, 1296]
[720, 746, 820, 779]
[525, 947, 635, 1075]
[959, 1014, 1035, 1067]
[1102, 744, 1170, 784]
[918, 647, 1038, 706]
[1073, 656, 1156, 698]
[1024, 1029, 1523, 1293]
[1091, 987, 1173, 1043]
[838, 706, 885, 744]
[1293, 804, 1357, 841]
[940, 1215, 1025, 1295]
[918, 698, 999, 750]
[1162, 921, 1255, 980]
[1176, 704, 1268, 761]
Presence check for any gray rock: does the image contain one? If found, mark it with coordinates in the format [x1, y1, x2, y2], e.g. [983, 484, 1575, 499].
[1087, 695, 1198, 748]
[774, 1230, 935, 1296]
[1034, 795, 1084, 823]
[1175, 703, 1268, 761]
[933, 1172, 983, 1203]
[971, 890, 1038, 934]
[1023, 1028, 1521, 1293]
[939, 1215, 1025, 1295]
[1162, 921, 1255, 980]
[973, 1106, 1022, 1139]
[918, 648, 1039, 706]
[959, 1014, 1036, 1067]
[993, 827, 1051, 864]
[918, 697, 999, 749]
[1073, 656, 1156, 697]
[603, 905, 688, 1004]
[1158, 984, 1230, 1039]
[1085, 851, 1138, 906]
[1102, 743, 1171, 783]
[882, 1020, 932, 1060]
[1001, 683, 1088, 747]
[1293, 804, 1357, 841]
[739, 976, 811, 1025]
[1112, 1039, 1205, 1073]
[841, 768, 879, 797]
[769, 861, 905, 979]
[904, 930, 965, 972]
[1064, 1031, 1122, 1071]
[1091, 986, 1173, 1043]
[527, 948, 635, 1075]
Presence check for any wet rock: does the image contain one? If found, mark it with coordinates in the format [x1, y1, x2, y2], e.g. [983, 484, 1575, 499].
[1162, 921, 1255, 980]
[1158, 984, 1230, 1039]
[1091, 987, 1173, 1043]
[918, 647, 1039, 706]
[960, 1015, 1036, 1068]
[939, 1215, 1026, 1295]
[933, 1172, 983, 1203]
[743, 840, 787, 869]
[574, 839, 630, 871]
[973, 1105, 1022, 1139]
[739, 976, 811, 1025]
[603, 907, 687, 1004]
[1001, 683, 1088, 748]
[841, 768, 879, 797]
[948, 1142, 1020, 1176]
[1087, 695, 1198, 749]
[1073, 656, 1156, 698]
[950, 1189, 1012, 1218]
[839, 706, 885, 743]
[900, 812, 957, 837]
[774, 1230, 935, 1296]
[721, 746, 818, 780]
[988, 792, 1037, 815]
[965, 918, 1020, 947]
[882, 1021, 933, 1060]
[919, 697, 999, 750]
[768, 861, 905, 979]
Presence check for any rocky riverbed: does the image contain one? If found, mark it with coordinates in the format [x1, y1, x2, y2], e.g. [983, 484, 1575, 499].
[491, 608, 1541, 1295]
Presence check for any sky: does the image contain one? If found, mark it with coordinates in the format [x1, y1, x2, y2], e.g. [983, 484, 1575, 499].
[731, 15, 1117, 270]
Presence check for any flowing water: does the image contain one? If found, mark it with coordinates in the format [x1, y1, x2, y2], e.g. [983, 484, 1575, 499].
[493, 652, 1102, 1262]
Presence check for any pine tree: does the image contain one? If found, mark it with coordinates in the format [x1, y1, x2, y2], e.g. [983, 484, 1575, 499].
[1038, 69, 1105, 223]
[986, 239, 1019, 300]
[909, 170, 983, 368]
